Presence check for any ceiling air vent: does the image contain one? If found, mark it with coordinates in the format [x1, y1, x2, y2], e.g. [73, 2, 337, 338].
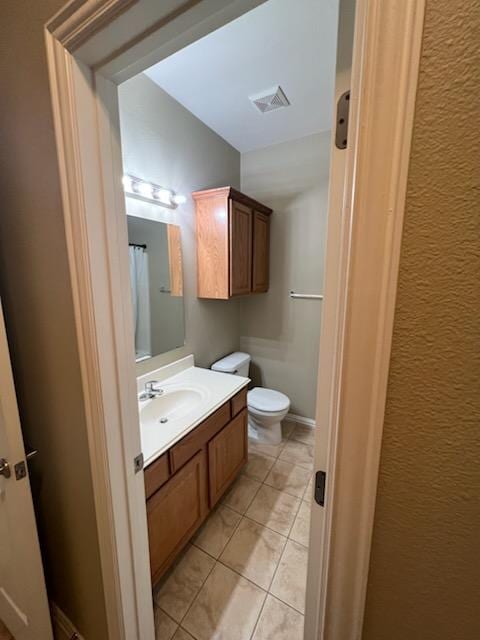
[250, 85, 290, 113]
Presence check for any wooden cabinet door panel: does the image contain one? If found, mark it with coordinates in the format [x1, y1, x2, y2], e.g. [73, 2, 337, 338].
[167, 224, 183, 296]
[195, 194, 230, 299]
[144, 453, 170, 500]
[147, 449, 208, 585]
[229, 200, 252, 296]
[252, 211, 270, 293]
[170, 402, 230, 473]
[208, 409, 248, 507]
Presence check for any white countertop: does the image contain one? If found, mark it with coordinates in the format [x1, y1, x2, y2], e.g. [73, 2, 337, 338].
[138, 356, 249, 467]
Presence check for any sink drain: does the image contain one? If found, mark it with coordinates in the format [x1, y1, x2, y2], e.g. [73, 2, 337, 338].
[159, 417, 168, 424]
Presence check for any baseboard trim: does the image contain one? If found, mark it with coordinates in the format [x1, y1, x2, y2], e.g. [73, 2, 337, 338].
[286, 413, 316, 428]
[51, 603, 84, 640]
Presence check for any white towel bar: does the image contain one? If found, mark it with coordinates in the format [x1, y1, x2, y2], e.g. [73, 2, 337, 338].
[289, 291, 324, 300]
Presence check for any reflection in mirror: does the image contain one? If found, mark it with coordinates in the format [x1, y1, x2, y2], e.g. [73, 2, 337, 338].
[127, 215, 185, 361]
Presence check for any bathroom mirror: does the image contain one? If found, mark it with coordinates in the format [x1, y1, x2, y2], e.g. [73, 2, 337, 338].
[127, 215, 185, 361]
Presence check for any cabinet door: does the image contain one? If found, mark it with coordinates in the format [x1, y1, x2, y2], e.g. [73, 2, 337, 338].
[252, 211, 270, 293]
[229, 200, 252, 296]
[147, 449, 208, 585]
[167, 224, 183, 296]
[208, 408, 248, 507]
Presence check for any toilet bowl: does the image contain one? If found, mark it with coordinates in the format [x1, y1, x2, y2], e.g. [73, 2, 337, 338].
[247, 387, 290, 444]
[211, 352, 290, 445]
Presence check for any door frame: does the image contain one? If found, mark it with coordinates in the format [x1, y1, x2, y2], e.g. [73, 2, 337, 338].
[44, 1, 425, 638]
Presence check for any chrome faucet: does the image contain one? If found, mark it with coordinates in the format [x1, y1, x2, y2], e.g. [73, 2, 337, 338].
[140, 380, 164, 400]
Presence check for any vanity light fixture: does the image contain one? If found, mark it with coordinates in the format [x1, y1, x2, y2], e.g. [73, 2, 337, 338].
[171, 194, 187, 205]
[122, 174, 186, 209]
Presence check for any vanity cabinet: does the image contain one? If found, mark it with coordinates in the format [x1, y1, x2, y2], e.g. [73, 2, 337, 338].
[144, 386, 248, 586]
[147, 450, 208, 584]
[192, 187, 272, 299]
[209, 409, 248, 507]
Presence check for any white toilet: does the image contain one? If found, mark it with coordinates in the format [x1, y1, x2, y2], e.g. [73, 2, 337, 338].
[211, 352, 290, 445]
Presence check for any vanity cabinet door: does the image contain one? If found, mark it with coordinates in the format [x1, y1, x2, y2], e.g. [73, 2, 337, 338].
[252, 211, 270, 293]
[208, 408, 248, 507]
[147, 449, 208, 585]
[229, 200, 252, 296]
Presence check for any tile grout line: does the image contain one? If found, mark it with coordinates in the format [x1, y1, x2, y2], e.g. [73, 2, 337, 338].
[301, 472, 313, 502]
[195, 473, 304, 549]
[156, 423, 309, 638]
[258, 423, 309, 620]
[263, 465, 312, 500]
[239, 429, 308, 560]
[264, 492, 303, 607]
[190, 428, 296, 639]
[217, 512, 288, 592]
[158, 527, 231, 632]
[198, 511, 306, 593]
[266, 590, 307, 617]
[242, 504, 299, 538]
[175, 467, 266, 636]
[179, 556, 270, 637]
[227, 473, 263, 514]
[173, 552, 217, 634]
[248, 590, 269, 640]
[256, 425, 308, 622]
[214, 557, 269, 593]
[155, 607, 178, 631]
[191, 503, 243, 560]
[240, 512, 290, 540]
[263, 425, 308, 618]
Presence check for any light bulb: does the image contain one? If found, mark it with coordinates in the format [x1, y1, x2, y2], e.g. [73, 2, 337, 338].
[154, 188, 172, 204]
[171, 194, 187, 206]
[122, 175, 133, 192]
[138, 181, 153, 198]
[123, 175, 180, 208]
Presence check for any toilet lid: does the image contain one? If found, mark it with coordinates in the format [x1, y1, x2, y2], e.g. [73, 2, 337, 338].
[248, 387, 290, 413]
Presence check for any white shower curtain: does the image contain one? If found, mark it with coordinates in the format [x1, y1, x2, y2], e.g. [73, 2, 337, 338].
[129, 246, 151, 359]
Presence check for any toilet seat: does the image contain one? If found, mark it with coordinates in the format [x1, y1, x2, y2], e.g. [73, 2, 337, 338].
[247, 387, 290, 414]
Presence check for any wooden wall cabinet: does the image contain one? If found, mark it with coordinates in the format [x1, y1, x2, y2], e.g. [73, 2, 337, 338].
[144, 387, 248, 586]
[192, 187, 272, 299]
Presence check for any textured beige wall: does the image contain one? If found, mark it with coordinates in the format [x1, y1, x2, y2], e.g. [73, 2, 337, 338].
[363, 1, 480, 639]
[0, 2, 108, 638]
[240, 133, 330, 419]
[119, 74, 242, 375]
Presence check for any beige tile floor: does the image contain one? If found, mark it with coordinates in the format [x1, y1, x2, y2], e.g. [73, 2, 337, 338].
[153, 420, 314, 640]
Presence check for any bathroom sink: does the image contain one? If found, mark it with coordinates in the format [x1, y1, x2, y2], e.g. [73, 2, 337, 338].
[137, 357, 250, 466]
[139, 385, 207, 427]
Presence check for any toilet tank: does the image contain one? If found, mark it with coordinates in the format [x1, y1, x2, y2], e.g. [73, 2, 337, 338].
[211, 352, 251, 377]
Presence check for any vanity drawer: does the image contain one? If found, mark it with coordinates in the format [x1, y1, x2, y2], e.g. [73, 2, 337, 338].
[144, 453, 170, 500]
[169, 401, 231, 473]
[231, 386, 247, 417]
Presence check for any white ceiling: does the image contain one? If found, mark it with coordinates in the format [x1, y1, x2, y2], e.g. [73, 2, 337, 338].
[144, 0, 338, 153]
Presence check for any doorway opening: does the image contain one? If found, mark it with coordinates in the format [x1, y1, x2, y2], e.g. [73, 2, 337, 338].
[41, 0, 426, 637]
[117, 0, 338, 636]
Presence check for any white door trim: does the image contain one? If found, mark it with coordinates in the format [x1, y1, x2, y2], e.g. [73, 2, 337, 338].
[44, 1, 425, 638]
[306, 1, 426, 638]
